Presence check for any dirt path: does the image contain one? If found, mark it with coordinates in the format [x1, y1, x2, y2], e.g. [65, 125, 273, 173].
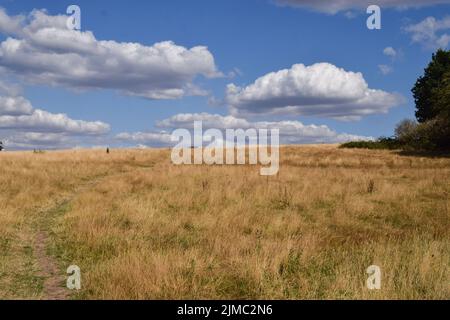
[32, 166, 153, 300]
[33, 172, 110, 300]
[35, 228, 70, 300]
[32, 175, 111, 300]
[33, 197, 83, 299]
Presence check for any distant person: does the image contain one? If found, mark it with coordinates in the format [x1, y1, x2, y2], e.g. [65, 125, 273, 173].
[0, 141, 3, 151]
[106, 147, 110, 154]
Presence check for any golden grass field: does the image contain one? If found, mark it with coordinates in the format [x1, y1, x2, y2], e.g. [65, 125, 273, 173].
[0, 145, 449, 299]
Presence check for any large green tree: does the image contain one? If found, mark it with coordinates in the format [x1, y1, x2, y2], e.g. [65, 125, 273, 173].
[429, 70, 450, 150]
[432, 69, 450, 119]
[412, 49, 450, 123]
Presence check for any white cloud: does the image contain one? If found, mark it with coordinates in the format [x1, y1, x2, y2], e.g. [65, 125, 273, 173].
[2, 131, 114, 150]
[0, 8, 24, 34]
[404, 16, 450, 49]
[0, 92, 33, 116]
[115, 131, 173, 146]
[0, 109, 109, 135]
[383, 47, 397, 58]
[0, 80, 109, 135]
[276, 0, 450, 14]
[378, 64, 393, 75]
[118, 112, 372, 147]
[156, 112, 251, 129]
[0, 81, 33, 116]
[0, 80, 110, 149]
[0, 8, 221, 99]
[3, 132, 70, 149]
[226, 63, 404, 120]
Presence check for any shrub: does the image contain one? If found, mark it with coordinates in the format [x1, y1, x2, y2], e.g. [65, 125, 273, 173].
[340, 137, 402, 150]
[410, 116, 450, 151]
[395, 119, 419, 144]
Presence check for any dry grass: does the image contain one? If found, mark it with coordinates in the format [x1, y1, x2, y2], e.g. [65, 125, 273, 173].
[0, 145, 449, 299]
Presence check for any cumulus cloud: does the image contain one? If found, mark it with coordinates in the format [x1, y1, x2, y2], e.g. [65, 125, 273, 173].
[0, 109, 109, 135]
[3, 132, 70, 149]
[117, 112, 372, 147]
[404, 16, 450, 49]
[276, 0, 450, 14]
[0, 8, 24, 34]
[0, 95, 33, 116]
[0, 81, 110, 149]
[0, 82, 33, 116]
[2, 131, 114, 150]
[0, 8, 221, 99]
[156, 112, 251, 129]
[226, 63, 404, 120]
[115, 131, 173, 146]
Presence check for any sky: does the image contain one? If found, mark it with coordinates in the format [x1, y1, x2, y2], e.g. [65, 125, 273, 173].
[0, 0, 449, 149]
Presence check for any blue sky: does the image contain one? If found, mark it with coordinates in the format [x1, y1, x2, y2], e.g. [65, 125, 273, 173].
[0, 0, 449, 149]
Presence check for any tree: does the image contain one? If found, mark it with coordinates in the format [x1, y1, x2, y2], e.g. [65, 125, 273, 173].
[432, 69, 450, 119]
[412, 49, 450, 123]
[427, 71, 450, 150]
[395, 119, 418, 144]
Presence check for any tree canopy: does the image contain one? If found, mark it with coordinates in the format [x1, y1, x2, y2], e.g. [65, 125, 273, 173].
[412, 49, 450, 123]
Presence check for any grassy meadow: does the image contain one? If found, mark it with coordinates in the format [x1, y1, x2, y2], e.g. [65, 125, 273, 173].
[0, 145, 449, 299]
